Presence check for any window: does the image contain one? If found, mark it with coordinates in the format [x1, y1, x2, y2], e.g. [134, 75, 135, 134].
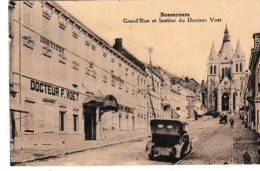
[24, 101, 34, 132]
[73, 32, 78, 52]
[60, 111, 65, 131]
[89, 62, 94, 68]
[103, 75, 108, 83]
[59, 27, 65, 46]
[119, 83, 122, 89]
[23, 3, 32, 28]
[42, 17, 49, 38]
[210, 65, 213, 74]
[111, 80, 116, 87]
[236, 64, 238, 72]
[73, 114, 78, 132]
[240, 63, 242, 72]
[214, 66, 216, 74]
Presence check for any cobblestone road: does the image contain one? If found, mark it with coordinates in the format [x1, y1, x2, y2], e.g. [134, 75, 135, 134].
[20, 116, 259, 166]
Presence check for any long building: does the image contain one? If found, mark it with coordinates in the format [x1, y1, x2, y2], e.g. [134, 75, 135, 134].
[9, 0, 203, 150]
[9, 1, 149, 150]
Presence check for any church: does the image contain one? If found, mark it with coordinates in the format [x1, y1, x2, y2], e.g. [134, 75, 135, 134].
[204, 26, 246, 114]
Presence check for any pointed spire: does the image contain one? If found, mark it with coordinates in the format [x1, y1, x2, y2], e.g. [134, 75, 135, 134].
[208, 41, 217, 61]
[223, 24, 230, 42]
[234, 38, 244, 59]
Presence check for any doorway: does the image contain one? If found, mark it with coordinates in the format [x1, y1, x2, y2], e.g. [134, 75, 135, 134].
[84, 107, 96, 140]
[222, 93, 229, 111]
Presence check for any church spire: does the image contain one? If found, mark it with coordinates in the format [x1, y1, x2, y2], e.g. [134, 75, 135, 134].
[223, 25, 230, 42]
[234, 38, 245, 59]
[208, 41, 217, 62]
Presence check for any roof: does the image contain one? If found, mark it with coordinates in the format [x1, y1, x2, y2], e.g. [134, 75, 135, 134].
[113, 45, 146, 71]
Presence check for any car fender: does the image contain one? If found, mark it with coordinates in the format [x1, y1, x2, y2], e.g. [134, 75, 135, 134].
[146, 140, 155, 154]
[174, 142, 185, 158]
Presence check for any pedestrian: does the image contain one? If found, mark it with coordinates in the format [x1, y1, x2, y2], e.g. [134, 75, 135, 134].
[230, 117, 234, 129]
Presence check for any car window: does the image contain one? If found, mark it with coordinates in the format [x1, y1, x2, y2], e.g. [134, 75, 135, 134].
[157, 124, 164, 128]
[167, 125, 173, 129]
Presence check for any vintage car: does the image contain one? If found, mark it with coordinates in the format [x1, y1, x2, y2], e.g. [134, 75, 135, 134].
[146, 119, 192, 160]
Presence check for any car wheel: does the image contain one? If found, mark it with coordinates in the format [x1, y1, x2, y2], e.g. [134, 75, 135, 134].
[148, 152, 154, 160]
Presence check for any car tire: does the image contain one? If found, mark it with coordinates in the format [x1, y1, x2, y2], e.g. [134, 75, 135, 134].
[148, 152, 154, 160]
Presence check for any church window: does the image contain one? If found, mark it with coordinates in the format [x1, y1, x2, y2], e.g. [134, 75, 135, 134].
[214, 66, 216, 74]
[236, 64, 238, 72]
[210, 66, 213, 74]
[240, 63, 242, 72]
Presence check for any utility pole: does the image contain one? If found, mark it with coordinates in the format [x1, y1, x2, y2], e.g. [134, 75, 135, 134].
[148, 47, 156, 118]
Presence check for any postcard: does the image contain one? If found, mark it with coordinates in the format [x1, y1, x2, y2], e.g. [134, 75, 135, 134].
[8, 0, 260, 167]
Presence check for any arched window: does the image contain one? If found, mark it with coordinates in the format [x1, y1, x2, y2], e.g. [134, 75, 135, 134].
[240, 63, 242, 72]
[228, 68, 232, 79]
[222, 68, 224, 79]
[225, 67, 227, 77]
[214, 65, 216, 74]
[210, 66, 213, 74]
[236, 64, 238, 72]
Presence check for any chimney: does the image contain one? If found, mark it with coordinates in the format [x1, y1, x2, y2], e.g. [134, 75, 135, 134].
[113, 38, 123, 50]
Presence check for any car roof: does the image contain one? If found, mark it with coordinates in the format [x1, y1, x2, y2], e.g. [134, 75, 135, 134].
[150, 119, 188, 125]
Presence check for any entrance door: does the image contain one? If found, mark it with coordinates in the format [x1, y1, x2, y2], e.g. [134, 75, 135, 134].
[222, 93, 229, 111]
[84, 108, 96, 140]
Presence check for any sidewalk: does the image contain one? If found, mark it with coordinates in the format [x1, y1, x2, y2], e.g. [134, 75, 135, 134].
[232, 115, 260, 164]
[10, 129, 149, 166]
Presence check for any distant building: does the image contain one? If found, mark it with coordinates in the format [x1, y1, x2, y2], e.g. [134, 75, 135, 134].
[153, 67, 172, 119]
[145, 66, 163, 120]
[206, 26, 246, 114]
[183, 77, 201, 118]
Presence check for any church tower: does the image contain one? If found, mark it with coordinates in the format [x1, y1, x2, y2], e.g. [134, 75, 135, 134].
[207, 42, 219, 111]
[206, 25, 246, 114]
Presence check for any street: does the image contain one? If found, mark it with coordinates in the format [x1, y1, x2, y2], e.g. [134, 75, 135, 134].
[20, 116, 238, 166]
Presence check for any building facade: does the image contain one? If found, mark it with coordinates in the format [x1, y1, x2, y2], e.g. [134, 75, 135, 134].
[153, 67, 172, 119]
[247, 33, 260, 133]
[9, 1, 149, 150]
[207, 26, 246, 114]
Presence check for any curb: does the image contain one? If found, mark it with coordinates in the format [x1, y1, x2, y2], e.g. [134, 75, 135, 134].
[11, 136, 148, 166]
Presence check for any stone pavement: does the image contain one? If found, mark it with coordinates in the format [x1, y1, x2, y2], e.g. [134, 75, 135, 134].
[10, 129, 149, 166]
[178, 114, 260, 165]
[233, 116, 260, 164]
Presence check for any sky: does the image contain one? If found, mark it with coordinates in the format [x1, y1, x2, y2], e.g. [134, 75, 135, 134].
[57, 0, 260, 83]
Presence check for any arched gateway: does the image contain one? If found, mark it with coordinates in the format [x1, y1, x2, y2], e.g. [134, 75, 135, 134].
[83, 95, 118, 140]
[222, 93, 229, 111]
